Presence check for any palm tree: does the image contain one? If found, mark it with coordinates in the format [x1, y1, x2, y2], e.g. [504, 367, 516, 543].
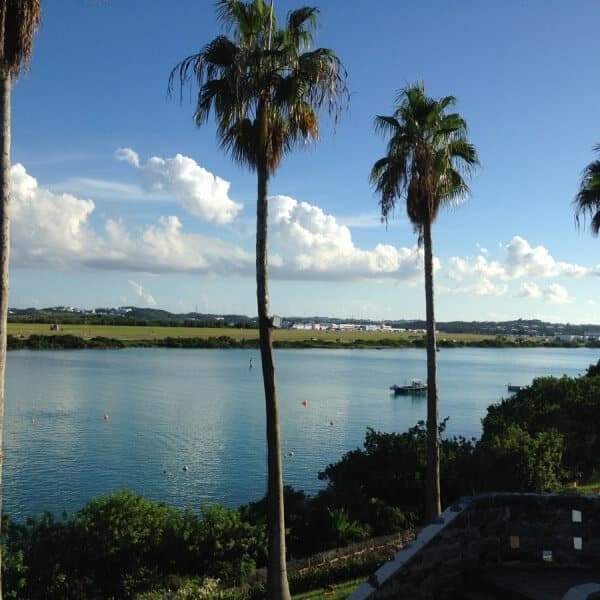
[0, 1, 40, 595]
[370, 82, 479, 521]
[574, 143, 600, 234]
[169, 2, 347, 597]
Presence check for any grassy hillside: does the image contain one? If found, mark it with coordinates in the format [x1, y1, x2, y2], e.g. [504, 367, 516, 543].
[7, 322, 505, 345]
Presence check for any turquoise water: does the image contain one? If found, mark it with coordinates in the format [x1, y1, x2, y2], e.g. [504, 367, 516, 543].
[4, 347, 598, 520]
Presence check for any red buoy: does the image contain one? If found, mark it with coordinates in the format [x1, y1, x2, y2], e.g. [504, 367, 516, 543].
[302, 400, 308, 407]
[103, 414, 109, 421]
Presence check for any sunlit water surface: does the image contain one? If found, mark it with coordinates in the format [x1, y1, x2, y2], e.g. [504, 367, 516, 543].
[4, 347, 597, 519]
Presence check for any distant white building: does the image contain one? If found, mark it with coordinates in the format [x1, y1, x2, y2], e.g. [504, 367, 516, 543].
[333, 323, 358, 331]
[555, 334, 583, 342]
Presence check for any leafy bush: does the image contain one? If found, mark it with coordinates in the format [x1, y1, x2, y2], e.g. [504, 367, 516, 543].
[476, 424, 565, 491]
[196, 504, 267, 582]
[2, 490, 267, 599]
[481, 373, 600, 477]
[86, 336, 125, 348]
[318, 421, 476, 526]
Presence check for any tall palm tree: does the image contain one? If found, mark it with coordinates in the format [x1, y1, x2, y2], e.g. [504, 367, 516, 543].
[574, 143, 600, 233]
[169, 2, 347, 597]
[370, 82, 479, 521]
[0, 2, 40, 595]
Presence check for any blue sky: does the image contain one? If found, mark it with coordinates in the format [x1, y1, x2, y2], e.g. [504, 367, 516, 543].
[8, 0, 600, 322]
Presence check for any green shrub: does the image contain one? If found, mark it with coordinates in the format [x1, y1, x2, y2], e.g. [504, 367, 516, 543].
[2, 491, 267, 599]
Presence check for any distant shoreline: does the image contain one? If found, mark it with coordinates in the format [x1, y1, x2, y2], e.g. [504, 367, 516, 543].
[7, 332, 600, 351]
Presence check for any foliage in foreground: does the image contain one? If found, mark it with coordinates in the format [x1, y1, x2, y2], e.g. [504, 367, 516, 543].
[2, 491, 266, 599]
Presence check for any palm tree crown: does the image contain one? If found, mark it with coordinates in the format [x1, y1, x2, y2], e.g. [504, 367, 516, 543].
[0, 0, 41, 78]
[370, 82, 479, 238]
[574, 143, 600, 234]
[169, 0, 347, 175]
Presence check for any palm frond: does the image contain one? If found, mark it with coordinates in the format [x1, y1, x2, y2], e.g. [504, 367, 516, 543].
[286, 6, 318, 50]
[220, 117, 258, 169]
[592, 211, 600, 235]
[296, 48, 348, 120]
[437, 95, 457, 111]
[438, 168, 471, 207]
[217, 1, 257, 34]
[444, 139, 480, 176]
[373, 115, 400, 138]
[574, 156, 600, 234]
[370, 155, 409, 221]
[0, 0, 41, 78]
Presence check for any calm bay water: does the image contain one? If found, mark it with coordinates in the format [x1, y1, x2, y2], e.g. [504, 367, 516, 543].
[4, 346, 598, 520]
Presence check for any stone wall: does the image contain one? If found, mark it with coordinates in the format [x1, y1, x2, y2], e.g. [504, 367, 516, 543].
[348, 493, 600, 600]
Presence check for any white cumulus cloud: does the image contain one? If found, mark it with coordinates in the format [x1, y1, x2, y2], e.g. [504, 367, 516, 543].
[447, 236, 588, 283]
[542, 283, 572, 304]
[518, 282, 542, 298]
[504, 236, 588, 279]
[10, 163, 100, 268]
[269, 195, 432, 281]
[10, 163, 253, 275]
[9, 164, 432, 284]
[116, 148, 243, 224]
[447, 255, 505, 282]
[517, 281, 572, 304]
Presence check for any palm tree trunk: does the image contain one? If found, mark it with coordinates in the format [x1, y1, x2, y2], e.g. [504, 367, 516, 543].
[423, 218, 441, 521]
[256, 101, 291, 600]
[0, 72, 11, 600]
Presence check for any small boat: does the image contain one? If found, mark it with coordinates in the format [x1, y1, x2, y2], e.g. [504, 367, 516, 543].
[390, 379, 427, 395]
[507, 384, 524, 393]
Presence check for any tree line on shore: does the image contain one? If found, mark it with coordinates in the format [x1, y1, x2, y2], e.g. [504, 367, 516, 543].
[2, 361, 599, 599]
[7, 333, 600, 351]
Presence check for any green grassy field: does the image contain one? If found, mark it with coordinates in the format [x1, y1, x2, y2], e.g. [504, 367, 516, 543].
[292, 578, 364, 599]
[7, 322, 503, 344]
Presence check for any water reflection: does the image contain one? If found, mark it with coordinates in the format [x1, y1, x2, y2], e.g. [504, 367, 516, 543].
[4, 346, 598, 519]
